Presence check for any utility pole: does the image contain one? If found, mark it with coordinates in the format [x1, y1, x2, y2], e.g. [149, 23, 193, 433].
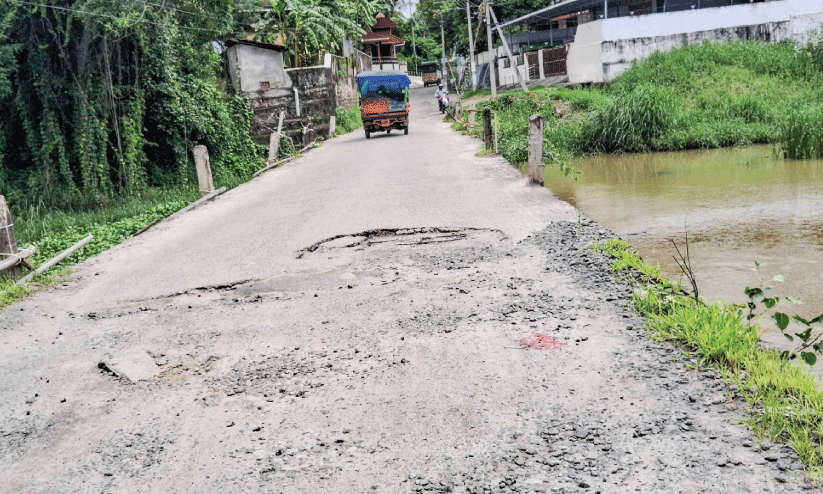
[411, 18, 418, 73]
[485, 0, 496, 97]
[440, 12, 448, 91]
[489, 5, 528, 92]
[466, 0, 477, 91]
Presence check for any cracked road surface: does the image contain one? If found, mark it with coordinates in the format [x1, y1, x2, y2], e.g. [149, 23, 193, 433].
[0, 88, 812, 493]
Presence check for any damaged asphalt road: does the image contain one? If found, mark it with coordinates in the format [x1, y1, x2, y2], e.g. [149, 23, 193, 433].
[0, 88, 813, 493]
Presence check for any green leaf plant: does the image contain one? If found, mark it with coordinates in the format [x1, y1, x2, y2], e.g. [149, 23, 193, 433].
[739, 262, 823, 366]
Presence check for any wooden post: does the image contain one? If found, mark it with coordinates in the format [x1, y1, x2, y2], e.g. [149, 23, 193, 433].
[329, 115, 336, 138]
[193, 145, 214, 198]
[268, 132, 281, 166]
[528, 114, 544, 184]
[483, 106, 493, 150]
[0, 195, 21, 278]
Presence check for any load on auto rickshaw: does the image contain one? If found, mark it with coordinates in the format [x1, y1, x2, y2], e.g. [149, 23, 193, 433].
[355, 70, 411, 139]
[419, 61, 441, 87]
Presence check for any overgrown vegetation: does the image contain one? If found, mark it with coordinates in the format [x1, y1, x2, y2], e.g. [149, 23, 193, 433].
[0, 0, 388, 307]
[782, 105, 823, 159]
[460, 38, 823, 172]
[594, 238, 823, 477]
[334, 105, 362, 136]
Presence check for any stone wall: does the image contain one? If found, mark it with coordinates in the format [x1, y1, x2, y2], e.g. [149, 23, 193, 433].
[242, 50, 372, 148]
[328, 50, 372, 110]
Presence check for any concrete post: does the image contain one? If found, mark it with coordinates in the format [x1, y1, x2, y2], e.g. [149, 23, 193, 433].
[193, 145, 214, 197]
[538, 50, 546, 80]
[483, 107, 493, 150]
[469, 107, 477, 130]
[329, 115, 336, 138]
[0, 195, 21, 278]
[528, 114, 544, 184]
[268, 132, 281, 165]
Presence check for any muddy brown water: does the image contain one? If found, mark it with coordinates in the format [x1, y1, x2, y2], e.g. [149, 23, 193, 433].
[545, 145, 823, 349]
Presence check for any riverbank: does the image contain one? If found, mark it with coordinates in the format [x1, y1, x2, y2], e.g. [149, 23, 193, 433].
[457, 38, 823, 169]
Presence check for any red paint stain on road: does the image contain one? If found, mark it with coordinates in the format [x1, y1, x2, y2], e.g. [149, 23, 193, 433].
[519, 334, 567, 350]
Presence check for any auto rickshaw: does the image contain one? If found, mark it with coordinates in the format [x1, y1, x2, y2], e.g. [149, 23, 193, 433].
[355, 70, 411, 139]
[420, 61, 441, 87]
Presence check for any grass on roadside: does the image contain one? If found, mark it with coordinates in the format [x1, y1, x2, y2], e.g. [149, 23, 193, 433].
[594, 238, 823, 479]
[334, 105, 362, 136]
[456, 39, 823, 171]
[1, 187, 196, 308]
[0, 269, 70, 311]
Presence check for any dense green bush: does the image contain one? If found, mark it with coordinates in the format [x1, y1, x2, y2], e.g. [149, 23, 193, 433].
[479, 93, 571, 172]
[0, 1, 260, 213]
[334, 105, 362, 136]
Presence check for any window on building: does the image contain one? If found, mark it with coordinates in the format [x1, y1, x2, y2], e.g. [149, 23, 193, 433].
[503, 58, 511, 68]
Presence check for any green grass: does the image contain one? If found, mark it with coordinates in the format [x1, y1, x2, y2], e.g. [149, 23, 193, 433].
[782, 104, 823, 159]
[455, 39, 823, 169]
[0, 270, 69, 311]
[1, 187, 197, 308]
[334, 105, 362, 136]
[596, 238, 823, 479]
[461, 88, 492, 100]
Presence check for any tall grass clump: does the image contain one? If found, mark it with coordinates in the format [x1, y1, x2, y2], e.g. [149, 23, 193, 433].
[782, 104, 823, 159]
[580, 85, 678, 153]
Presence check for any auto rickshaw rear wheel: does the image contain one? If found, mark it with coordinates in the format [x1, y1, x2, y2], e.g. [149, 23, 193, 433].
[365, 129, 370, 139]
[404, 126, 408, 135]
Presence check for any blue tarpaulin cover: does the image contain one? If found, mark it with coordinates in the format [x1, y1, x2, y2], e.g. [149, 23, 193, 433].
[355, 70, 411, 102]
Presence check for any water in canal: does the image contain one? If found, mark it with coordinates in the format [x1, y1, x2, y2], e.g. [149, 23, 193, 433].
[545, 145, 823, 346]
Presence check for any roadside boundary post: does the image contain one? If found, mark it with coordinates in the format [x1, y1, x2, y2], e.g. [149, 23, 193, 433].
[268, 132, 281, 166]
[193, 145, 214, 197]
[483, 106, 493, 150]
[528, 114, 544, 184]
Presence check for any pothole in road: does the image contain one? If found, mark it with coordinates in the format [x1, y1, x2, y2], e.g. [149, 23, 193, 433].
[296, 227, 503, 259]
